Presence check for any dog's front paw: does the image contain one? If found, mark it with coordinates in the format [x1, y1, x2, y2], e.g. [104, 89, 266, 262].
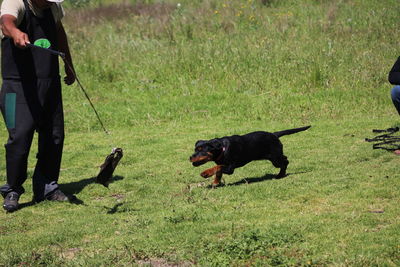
[201, 170, 213, 178]
[211, 181, 224, 188]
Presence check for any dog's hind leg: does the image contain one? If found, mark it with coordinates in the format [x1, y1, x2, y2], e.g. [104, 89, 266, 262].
[271, 155, 289, 178]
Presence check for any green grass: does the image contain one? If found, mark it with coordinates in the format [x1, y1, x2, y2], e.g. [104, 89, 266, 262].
[0, 0, 400, 266]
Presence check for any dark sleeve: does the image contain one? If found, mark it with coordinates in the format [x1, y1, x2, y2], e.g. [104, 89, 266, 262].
[388, 57, 400, 85]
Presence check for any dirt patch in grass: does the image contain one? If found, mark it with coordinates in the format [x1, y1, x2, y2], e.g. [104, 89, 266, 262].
[65, 3, 176, 26]
[137, 258, 193, 267]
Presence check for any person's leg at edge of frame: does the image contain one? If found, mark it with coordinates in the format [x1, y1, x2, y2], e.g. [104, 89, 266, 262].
[391, 85, 400, 155]
[391, 85, 400, 115]
[0, 81, 36, 211]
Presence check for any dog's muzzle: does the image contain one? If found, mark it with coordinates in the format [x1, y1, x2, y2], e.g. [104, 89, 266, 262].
[190, 153, 212, 166]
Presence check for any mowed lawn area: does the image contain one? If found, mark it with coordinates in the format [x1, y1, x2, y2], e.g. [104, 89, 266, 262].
[0, 0, 399, 266]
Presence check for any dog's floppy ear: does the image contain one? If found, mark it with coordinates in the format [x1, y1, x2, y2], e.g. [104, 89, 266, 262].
[209, 139, 223, 150]
[195, 140, 206, 148]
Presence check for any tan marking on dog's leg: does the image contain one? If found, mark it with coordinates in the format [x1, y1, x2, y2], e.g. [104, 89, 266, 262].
[201, 165, 219, 178]
[211, 166, 223, 186]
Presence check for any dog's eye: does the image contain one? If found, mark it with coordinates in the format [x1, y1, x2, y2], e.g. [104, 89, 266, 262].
[196, 147, 202, 151]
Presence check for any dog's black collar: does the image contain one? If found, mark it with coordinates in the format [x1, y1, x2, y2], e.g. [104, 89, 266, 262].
[215, 147, 226, 162]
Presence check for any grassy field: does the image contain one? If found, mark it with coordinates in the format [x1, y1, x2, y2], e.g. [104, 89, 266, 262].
[0, 0, 400, 266]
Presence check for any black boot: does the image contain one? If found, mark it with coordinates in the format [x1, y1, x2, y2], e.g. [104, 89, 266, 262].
[3, 192, 20, 212]
[46, 189, 69, 201]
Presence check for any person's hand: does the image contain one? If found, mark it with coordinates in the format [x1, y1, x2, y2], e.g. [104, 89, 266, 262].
[64, 64, 75, 85]
[11, 30, 29, 48]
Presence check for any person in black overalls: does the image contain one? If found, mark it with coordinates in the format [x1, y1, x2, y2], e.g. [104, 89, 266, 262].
[388, 56, 400, 155]
[0, 0, 75, 212]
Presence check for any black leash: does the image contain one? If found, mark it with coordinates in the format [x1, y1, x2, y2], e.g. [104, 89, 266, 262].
[365, 127, 400, 151]
[27, 42, 65, 58]
[63, 57, 109, 134]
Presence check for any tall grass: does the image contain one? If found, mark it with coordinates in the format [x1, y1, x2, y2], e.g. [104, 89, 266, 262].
[61, 0, 399, 132]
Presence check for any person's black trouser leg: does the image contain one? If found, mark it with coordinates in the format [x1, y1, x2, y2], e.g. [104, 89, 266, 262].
[0, 80, 35, 197]
[33, 79, 64, 201]
[0, 79, 64, 201]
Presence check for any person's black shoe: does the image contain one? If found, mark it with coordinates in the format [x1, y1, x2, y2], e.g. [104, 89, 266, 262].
[46, 189, 69, 201]
[3, 192, 20, 212]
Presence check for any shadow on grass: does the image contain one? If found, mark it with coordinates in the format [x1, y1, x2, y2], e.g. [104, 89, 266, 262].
[206, 171, 309, 189]
[4, 175, 125, 212]
[18, 201, 36, 210]
[60, 175, 124, 195]
[205, 174, 275, 189]
[94, 201, 139, 214]
[228, 173, 277, 186]
[16, 192, 87, 212]
[106, 203, 124, 214]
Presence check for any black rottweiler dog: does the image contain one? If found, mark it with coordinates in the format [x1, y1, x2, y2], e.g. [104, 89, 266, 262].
[189, 126, 311, 186]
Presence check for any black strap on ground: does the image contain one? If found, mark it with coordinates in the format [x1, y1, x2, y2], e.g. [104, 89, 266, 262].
[365, 127, 400, 151]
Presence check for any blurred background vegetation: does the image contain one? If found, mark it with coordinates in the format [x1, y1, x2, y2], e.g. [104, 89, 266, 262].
[58, 0, 399, 132]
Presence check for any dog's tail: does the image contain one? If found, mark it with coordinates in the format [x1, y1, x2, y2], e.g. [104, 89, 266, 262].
[273, 125, 311, 138]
